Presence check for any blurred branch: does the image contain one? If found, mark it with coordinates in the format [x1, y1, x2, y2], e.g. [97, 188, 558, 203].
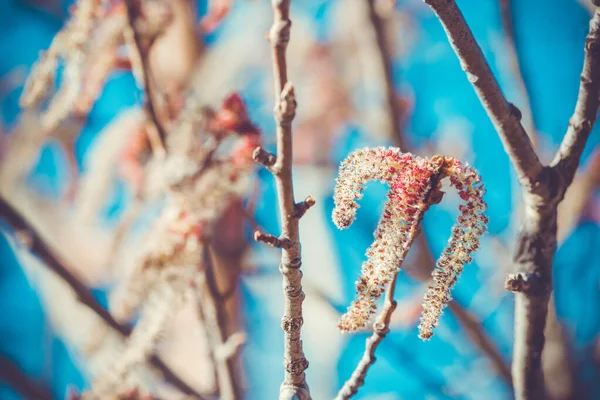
[410, 235, 512, 386]
[0, 355, 53, 400]
[198, 242, 243, 400]
[423, 1, 600, 398]
[551, 11, 600, 185]
[253, 1, 312, 398]
[124, 0, 167, 156]
[542, 299, 578, 400]
[0, 196, 205, 400]
[447, 301, 512, 384]
[364, 0, 405, 148]
[498, 0, 537, 143]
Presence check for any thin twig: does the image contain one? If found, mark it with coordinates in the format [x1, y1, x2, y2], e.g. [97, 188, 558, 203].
[124, 0, 167, 157]
[423, 0, 542, 190]
[0, 196, 205, 400]
[447, 301, 512, 384]
[334, 274, 398, 399]
[335, 165, 445, 398]
[364, 0, 405, 148]
[0, 355, 53, 400]
[199, 242, 243, 400]
[498, 0, 537, 143]
[254, 1, 312, 398]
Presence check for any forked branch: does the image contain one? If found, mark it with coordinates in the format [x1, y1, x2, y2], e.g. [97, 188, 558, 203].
[423, 2, 600, 399]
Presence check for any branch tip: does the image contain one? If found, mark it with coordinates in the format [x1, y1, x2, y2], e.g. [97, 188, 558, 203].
[293, 196, 316, 219]
[254, 231, 291, 249]
[252, 146, 277, 168]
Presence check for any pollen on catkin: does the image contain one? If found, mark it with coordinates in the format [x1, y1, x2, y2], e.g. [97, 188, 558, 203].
[333, 147, 438, 332]
[332, 148, 487, 338]
[418, 158, 487, 340]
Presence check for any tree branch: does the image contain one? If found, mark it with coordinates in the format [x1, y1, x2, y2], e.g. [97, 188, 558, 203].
[0, 196, 204, 400]
[124, 0, 167, 157]
[498, 0, 538, 143]
[364, 0, 405, 148]
[334, 274, 398, 400]
[423, 0, 542, 189]
[257, 1, 312, 398]
[198, 242, 243, 400]
[551, 9, 600, 185]
[0, 355, 53, 400]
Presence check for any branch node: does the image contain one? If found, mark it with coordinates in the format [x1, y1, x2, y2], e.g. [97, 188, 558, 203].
[293, 196, 316, 218]
[254, 231, 292, 249]
[268, 19, 291, 47]
[508, 102, 522, 121]
[505, 272, 546, 296]
[252, 146, 277, 168]
[276, 82, 296, 126]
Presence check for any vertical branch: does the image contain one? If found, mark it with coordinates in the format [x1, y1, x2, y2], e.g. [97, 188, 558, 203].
[198, 243, 243, 400]
[253, 0, 312, 398]
[364, 0, 405, 148]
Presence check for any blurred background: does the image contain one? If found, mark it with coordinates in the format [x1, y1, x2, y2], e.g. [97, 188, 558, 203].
[0, 0, 599, 399]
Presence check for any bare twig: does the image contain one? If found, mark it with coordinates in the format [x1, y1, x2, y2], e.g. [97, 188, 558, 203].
[0, 355, 53, 400]
[498, 0, 537, 142]
[423, 0, 542, 190]
[446, 301, 512, 384]
[198, 242, 243, 400]
[334, 274, 398, 400]
[124, 0, 167, 156]
[423, 2, 600, 398]
[363, 0, 405, 148]
[254, 1, 312, 398]
[252, 147, 277, 168]
[254, 231, 292, 249]
[0, 196, 205, 399]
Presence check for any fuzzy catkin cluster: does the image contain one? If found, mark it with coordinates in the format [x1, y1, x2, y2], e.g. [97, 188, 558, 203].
[91, 94, 261, 397]
[333, 147, 438, 331]
[21, 0, 101, 131]
[332, 147, 487, 339]
[418, 158, 487, 340]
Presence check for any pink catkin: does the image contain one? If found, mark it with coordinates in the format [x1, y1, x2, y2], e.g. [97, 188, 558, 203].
[333, 147, 436, 332]
[418, 159, 487, 340]
[332, 148, 488, 338]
